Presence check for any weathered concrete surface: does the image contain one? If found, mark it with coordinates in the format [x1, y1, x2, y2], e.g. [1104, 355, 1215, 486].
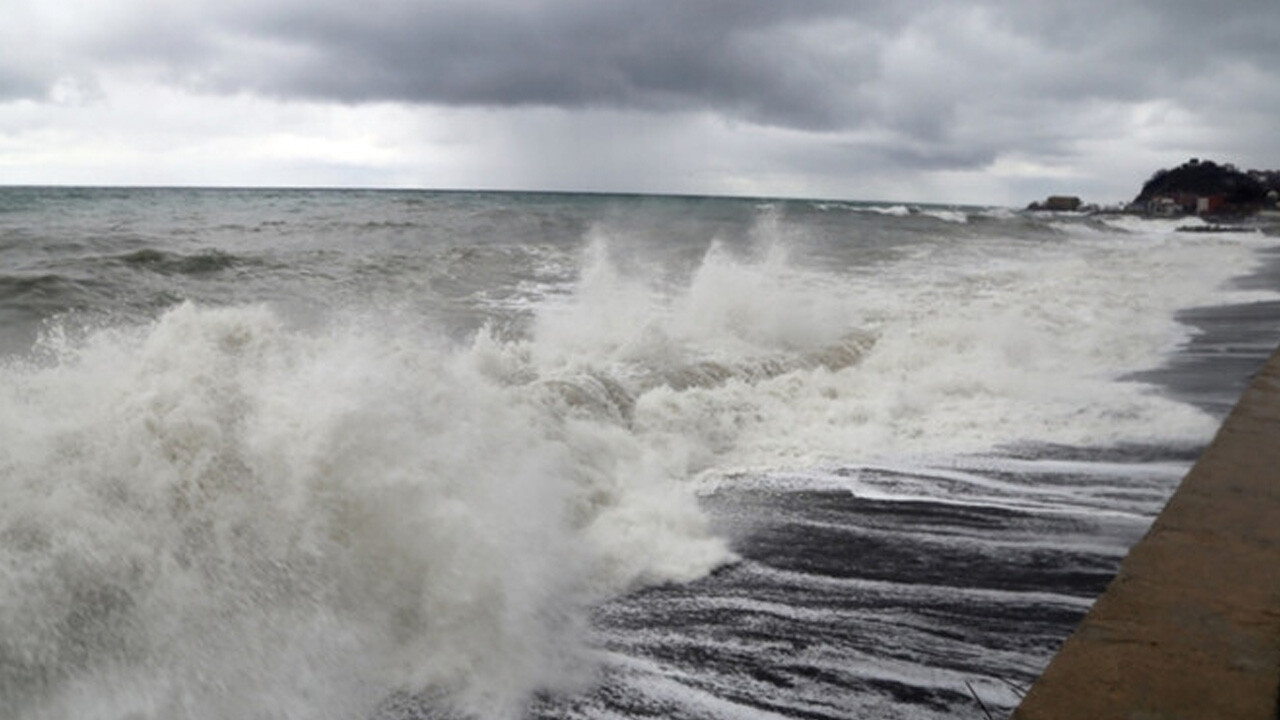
[1014, 345, 1280, 720]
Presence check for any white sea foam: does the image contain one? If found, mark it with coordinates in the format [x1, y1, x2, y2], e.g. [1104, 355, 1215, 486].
[864, 204, 913, 217]
[482, 220, 1274, 484]
[919, 208, 969, 223]
[0, 303, 728, 720]
[528, 223, 1276, 475]
[2, 209, 1276, 718]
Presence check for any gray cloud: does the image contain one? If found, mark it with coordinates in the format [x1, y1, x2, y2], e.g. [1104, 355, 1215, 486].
[208, 1, 890, 130]
[4, 0, 1280, 199]
[15, 1, 1280, 117]
[0, 71, 46, 101]
[216, 1, 1278, 166]
[10, 2, 910, 125]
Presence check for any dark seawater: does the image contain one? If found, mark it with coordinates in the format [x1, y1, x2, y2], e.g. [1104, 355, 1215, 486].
[1, 187, 1277, 720]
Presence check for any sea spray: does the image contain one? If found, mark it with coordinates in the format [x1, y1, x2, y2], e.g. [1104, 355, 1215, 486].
[521, 226, 1262, 475]
[3, 203, 1279, 719]
[0, 302, 729, 720]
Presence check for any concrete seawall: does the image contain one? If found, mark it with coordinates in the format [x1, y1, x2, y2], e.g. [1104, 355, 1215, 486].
[1014, 344, 1280, 719]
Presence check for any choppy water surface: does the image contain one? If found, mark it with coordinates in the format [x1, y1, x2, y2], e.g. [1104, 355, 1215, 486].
[1, 187, 1277, 719]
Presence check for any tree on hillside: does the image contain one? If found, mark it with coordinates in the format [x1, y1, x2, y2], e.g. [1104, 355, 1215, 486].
[1135, 159, 1269, 207]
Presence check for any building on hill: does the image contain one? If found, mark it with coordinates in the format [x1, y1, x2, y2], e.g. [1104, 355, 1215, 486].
[1133, 159, 1277, 216]
[1027, 195, 1083, 211]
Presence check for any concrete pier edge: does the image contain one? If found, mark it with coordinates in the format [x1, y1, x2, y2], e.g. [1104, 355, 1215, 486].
[1013, 343, 1280, 719]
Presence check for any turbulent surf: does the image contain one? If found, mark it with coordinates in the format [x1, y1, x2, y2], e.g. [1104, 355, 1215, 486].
[1, 188, 1276, 719]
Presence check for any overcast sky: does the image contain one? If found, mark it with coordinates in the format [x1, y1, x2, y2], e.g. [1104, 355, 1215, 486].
[2, 0, 1278, 205]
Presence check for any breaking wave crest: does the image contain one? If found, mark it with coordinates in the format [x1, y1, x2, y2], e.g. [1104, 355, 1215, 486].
[0, 233, 865, 719]
[1, 220, 1273, 719]
[0, 300, 735, 720]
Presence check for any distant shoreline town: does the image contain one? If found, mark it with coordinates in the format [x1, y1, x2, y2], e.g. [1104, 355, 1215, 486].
[1029, 158, 1280, 222]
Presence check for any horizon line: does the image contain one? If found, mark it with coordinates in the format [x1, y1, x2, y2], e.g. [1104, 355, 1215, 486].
[0, 183, 998, 209]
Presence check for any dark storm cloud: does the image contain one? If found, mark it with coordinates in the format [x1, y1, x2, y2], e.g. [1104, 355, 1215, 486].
[220, 2, 1277, 99]
[106, 0, 1273, 161]
[201, 0, 899, 131]
[17, 1, 1279, 117]
[12, 1, 925, 127]
[6, 0, 1280, 191]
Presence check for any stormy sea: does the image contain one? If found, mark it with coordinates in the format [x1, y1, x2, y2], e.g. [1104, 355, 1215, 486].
[2, 187, 1277, 720]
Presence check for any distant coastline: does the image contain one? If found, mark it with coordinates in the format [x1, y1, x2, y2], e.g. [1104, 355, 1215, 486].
[1028, 158, 1280, 223]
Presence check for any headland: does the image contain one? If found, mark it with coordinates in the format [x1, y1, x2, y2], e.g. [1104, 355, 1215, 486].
[1028, 158, 1280, 226]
